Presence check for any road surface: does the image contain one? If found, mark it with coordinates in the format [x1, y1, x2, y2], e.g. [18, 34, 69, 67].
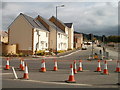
[1, 45, 119, 88]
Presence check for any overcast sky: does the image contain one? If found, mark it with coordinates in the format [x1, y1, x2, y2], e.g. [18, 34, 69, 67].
[1, 1, 118, 36]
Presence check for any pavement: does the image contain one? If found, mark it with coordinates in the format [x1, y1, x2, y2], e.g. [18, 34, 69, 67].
[94, 45, 118, 60]
[31, 48, 81, 58]
[1, 45, 120, 88]
[56, 48, 81, 57]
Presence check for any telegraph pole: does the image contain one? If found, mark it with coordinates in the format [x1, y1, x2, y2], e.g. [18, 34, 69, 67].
[102, 35, 106, 59]
[89, 34, 94, 59]
[55, 5, 65, 55]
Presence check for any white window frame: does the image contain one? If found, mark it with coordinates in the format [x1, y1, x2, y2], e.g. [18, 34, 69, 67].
[58, 33, 60, 38]
[46, 43, 48, 47]
[46, 32, 48, 37]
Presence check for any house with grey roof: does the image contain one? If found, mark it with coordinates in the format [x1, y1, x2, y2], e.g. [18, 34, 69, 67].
[8, 13, 49, 54]
[49, 16, 74, 50]
[36, 15, 69, 51]
[8, 13, 74, 55]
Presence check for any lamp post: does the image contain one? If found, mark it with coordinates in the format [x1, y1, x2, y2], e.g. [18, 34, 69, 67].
[55, 5, 65, 55]
[89, 33, 94, 59]
[102, 35, 106, 59]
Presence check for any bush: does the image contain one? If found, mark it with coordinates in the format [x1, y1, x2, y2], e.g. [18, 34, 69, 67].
[19, 53, 25, 57]
[51, 52, 56, 55]
[67, 48, 72, 51]
[11, 54, 17, 57]
[57, 50, 66, 53]
[107, 36, 120, 43]
[2, 53, 25, 57]
[36, 50, 45, 56]
[48, 48, 53, 52]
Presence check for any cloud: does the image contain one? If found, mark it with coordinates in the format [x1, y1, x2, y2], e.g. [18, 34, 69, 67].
[58, 2, 118, 35]
[1, 2, 118, 36]
[1, 2, 8, 9]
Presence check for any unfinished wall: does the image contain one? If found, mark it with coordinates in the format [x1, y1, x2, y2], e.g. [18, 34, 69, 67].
[1, 44, 17, 55]
[8, 14, 33, 52]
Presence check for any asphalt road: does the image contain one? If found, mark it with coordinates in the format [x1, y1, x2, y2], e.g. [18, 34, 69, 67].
[1, 45, 119, 88]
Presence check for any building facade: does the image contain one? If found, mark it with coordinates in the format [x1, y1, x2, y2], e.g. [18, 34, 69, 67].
[74, 31, 83, 49]
[8, 13, 49, 54]
[49, 16, 74, 50]
[0, 30, 8, 43]
[8, 13, 74, 54]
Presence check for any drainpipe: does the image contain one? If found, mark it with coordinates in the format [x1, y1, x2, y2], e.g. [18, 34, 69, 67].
[35, 30, 40, 55]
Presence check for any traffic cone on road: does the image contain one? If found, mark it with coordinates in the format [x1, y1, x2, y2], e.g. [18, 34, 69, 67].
[73, 60, 77, 74]
[77, 60, 83, 72]
[21, 60, 25, 71]
[94, 60, 102, 72]
[65, 64, 76, 83]
[40, 59, 46, 72]
[23, 63, 29, 79]
[5, 58, 10, 70]
[19, 58, 23, 69]
[101, 60, 109, 75]
[53, 60, 58, 71]
[115, 60, 120, 73]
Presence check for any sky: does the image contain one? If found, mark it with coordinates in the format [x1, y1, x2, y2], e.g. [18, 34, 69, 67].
[1, 1, 119, 36]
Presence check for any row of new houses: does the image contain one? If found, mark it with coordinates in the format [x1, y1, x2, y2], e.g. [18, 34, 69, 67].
[1, 13, 83, 55]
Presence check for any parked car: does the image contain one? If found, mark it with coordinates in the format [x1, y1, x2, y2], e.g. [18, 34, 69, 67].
[82, 45, 87, 50]
[97, 44, 101, 47]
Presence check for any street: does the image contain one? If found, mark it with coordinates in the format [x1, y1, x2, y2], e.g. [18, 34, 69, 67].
[1, 45, 119, 88]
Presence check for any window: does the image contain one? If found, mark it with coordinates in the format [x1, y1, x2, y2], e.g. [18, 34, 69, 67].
[41, 41, 44, 44]
[46, 43, 48, 47]
[64, 43, 66, 48]
[46, 32, 48, 37]
[58, 33, 60, 38]
[61, 34, 62, 38]
[59, 43, 60, 49]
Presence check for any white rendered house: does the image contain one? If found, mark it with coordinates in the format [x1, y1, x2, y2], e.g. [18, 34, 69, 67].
[8, 13, 74, 54]
[8, 13, 49, 54]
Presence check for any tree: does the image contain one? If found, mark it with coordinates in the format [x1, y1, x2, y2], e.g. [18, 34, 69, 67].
[107, 35, 120, 43]
[89, 34, 94, 41]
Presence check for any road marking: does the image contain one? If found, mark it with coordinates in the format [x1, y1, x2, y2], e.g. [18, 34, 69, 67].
[12, 67, 18, 79]
[57, 50, 82, 58]
[19, 79, 93, 86]
[2, 73, 13, 75]
[4, 79, 92, 87]
[83, 70, 90, 71]
[3, 79, 118, 88]
[106, 59, 113, 61]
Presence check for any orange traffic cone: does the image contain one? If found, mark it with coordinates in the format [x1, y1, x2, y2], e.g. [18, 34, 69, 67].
[23, 63, 29, 79]
[94, 60, 102, 72]
[19, 59, 23, 69]
[65, 64, 76, 83]
[21, 60, 25, 71]
[73, 60, 77, 74]
[53, 60, 58, 71]
[101, 60, 109, 75]
[115, 60, 120, 73]
[5, 58, 10, 70]
[77, 60, 83, 72]
[40, 59, 46, 72]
